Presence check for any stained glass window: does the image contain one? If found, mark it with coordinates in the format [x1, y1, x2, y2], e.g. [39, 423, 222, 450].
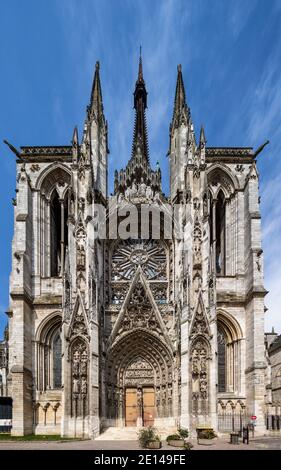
[218, 327, 226, 392]
[53, 332, 62, 389]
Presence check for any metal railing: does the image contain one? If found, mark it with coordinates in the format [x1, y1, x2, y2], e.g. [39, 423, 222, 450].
[218, 412, 248, 433]
[266, 414, 281, 431]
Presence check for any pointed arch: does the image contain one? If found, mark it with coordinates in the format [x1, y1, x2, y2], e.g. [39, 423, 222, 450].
[207, 164, 238, 198]
[36, 162, 71, 196]
[37, 164, 71, 277]
[106, 329, 174, 423]
[35, 312, 62, 391]
[208, 167, 234, 276]
[217, 310, 243, 394]
[217, 310, 243, 341]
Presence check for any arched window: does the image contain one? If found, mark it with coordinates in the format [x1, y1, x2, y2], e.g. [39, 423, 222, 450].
[37, 165, 71, 278]
[36, 314, 62, 391]
[50, 190, 69, 277]
[215, 191, 225, 275]
[217, 314, 243, 395]
[207, 166, 238, 277]
[210, 190, 226, 275]
[217, 326, 227, 392]
[53, 332, 62, 389]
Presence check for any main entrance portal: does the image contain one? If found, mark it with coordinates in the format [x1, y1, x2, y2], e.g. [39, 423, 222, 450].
[125, 387, 155, 427]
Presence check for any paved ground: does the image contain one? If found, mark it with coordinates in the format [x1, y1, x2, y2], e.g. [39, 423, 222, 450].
[0, 436, 281, 450]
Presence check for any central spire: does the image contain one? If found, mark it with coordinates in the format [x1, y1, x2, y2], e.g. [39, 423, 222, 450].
[132, 51, 149, 162]
[114, 52, 162, 196]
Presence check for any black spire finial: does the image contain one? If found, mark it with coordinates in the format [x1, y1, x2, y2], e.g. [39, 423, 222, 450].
[137, 45, 144, 82]
[132, 53, 149, 162]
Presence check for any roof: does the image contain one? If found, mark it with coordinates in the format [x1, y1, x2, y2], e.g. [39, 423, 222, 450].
[269, 334, 281, 354]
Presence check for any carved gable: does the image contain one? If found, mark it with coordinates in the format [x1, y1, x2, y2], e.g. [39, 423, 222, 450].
[108, 267, 172, 349]
[68, 292, 89, 339]
[190, 295, 210, 339]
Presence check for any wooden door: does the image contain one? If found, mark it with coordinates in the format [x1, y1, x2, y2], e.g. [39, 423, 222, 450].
[125, 388, 138, 426]
[143, 387, 155, 427]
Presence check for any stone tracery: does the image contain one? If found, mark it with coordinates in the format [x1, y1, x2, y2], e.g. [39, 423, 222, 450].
[111, 239, 167, 281]
[70, 338, 89, 417]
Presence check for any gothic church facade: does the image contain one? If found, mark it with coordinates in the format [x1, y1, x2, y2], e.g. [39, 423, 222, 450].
[7, 58, 267, 437]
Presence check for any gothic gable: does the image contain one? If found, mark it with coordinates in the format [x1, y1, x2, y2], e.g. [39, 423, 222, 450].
[67, 291, 89, 340]
[190, 294, 211, 340]
[108, 267, 172, 350]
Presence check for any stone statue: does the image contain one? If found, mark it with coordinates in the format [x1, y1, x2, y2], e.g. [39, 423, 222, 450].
[81, 377, 87, 395]
[77, 245, 85, 269]
[154, 191, 160, 203]
[145, 185, 153, 200]
[138, 178, 147, 197]
[73, 378, 80, 395]
[72, 350, 80, 376]
[80, 351, 88, 375]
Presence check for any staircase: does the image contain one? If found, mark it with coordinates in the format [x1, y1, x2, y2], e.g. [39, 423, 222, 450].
[95, 426, 177, 441]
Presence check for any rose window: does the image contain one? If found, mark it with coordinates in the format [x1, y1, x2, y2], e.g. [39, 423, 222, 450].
[111, 240, 166, 281]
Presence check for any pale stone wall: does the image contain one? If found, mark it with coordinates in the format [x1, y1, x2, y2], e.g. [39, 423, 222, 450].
[7, 66, 269, 438]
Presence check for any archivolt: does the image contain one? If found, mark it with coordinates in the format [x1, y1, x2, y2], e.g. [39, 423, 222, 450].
[217, 309, 243, 342]
[207, 164, 238, 198]
[35, 311, 61, 343]
[107, 329, 174, 387]
[36, 163, 71, 197]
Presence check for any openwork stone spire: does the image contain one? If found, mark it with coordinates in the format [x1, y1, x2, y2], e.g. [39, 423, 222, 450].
[87, 61, 105, 126]
[114, 54, 162, 197]
[131, 52, 149, 162]
[171, 64, 190, 130]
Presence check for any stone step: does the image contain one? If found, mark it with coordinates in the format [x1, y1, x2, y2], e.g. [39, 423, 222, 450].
[95, 426, 178, 441]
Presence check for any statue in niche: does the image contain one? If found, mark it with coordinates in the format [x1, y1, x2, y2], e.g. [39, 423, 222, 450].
[124, 187, 130, 199]
[137, 387, 143, 408]
[73, 378, 80, 396]
[193, 273, 202, 292]
[70, 197, 75, 217]
[118, 192, 124, 204]
[193, 239, 201, 265]
[107, 386, 112, 405]
[203, 195, 208, 217]
[80, 350, 88, 375]
[113, 387, 119, 405]
[138, 177, 147, 197]
[168, 384, 173, 403]
[78, 197, 85, 214]
[200, 372, 208, 399]
[209, 278, 214, 304]
[156, 386, 161, 406]
[77, 273, 86, 293]
[72, 350, 80, 375]
[81, 377, 87, 396]
[119, 388, 124, 407]
[131, 182, 138, 197]
[191, 341, 209, 411]
[146, 185, 153, 201]
[154, 191, 160, 203]
[192, 350, 200, 375]
[77, 244, 86, 270]
[162, 385, 167, 405]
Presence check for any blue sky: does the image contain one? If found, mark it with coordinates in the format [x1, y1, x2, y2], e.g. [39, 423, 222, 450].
[0, 0, 281, 338]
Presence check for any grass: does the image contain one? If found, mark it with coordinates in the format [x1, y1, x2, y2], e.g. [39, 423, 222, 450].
[0, 433, 85, 441]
